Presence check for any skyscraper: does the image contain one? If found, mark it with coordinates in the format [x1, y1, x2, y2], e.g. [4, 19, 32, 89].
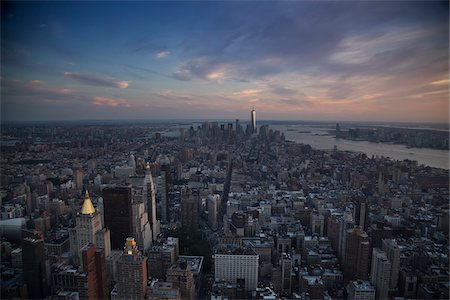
[132, 201, 152, 251]
[22, 231, 49, 299]
[79, 243, 108, 300]
[343, 226, 371, 280]
[207, 194, 220, 231]
[71, 191, 111, 262]
[181, 190, 198, 231]
[382, 239, 400, 289]
[143, 162, 160, 240]
[103, 186, 133, 249]
[116, 238, 148, 300]
[370, 248, 391, 300]
[250, 108, 256, 133]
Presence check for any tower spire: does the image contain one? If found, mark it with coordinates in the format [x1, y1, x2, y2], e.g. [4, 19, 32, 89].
[81, 190, 96, 215]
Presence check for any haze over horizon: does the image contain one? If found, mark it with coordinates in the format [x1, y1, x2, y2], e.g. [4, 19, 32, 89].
[1, 1, 449, 123]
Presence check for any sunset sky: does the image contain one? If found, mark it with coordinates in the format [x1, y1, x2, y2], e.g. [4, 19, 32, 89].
[1, 1, 448, 122]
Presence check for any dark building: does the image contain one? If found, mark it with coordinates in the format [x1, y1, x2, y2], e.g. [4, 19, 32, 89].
[343, 226, 371, 280]
[80, 243, 108, 300]
[103, 186, 133, 249]
[22, 231, 50, 299]
[181, 191, 198, 231]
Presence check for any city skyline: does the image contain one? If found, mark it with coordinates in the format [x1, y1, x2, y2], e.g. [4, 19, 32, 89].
[1, 1, 449, 123]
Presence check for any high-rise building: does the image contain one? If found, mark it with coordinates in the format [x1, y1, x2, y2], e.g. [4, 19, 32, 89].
[166, 261, 196, 300]
[382, 239, 400, 289]
[281, 253, 292, 294]
[208, 194, 220, 231]
[370, 248, 391, 300]
[214, 247, 259, 291]
[310, 211, 324, 236]
[129, 153, 136, 175]
[343, 226, 371, 280]
[143, 163, 160, 240]
[147, 237, 179, 280]
[116, 238, 147, 300]
[250, 108, 257, 133]
[74, 169, 83, 191]
[132, 201, 152, 251]
[79, 243, 108, 300]
[22, 231, 50, 299]
[181, 190, 198, 231]
[103, 187, 133, 249]
[71, 191, 111, 262]
[347, 280, 375, 300]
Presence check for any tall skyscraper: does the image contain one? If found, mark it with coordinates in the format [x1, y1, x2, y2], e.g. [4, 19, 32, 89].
[207, 194, 220, 231]
[382, 239, 400, 289]
[116, 238, 148, 300]
[132, 201, 152, 251]
[281, 253, 292, 294]
[143, 162, 160, 240]
[79, 243, 108, 300]
[22, 231, 49, 299]
[370, 248, 391, 300]
[250, 108, 257, 133]
[71, 191, 111, 262]
[103, 186, 133, 249]
[181, 190, 198, 231]
[74, 169, 83, 191]
[343, 226, 371, 280]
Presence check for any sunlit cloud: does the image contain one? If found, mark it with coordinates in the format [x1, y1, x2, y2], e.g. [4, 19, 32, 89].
[206, 70, 225, 82]
[64, 72, 130, 89]
[430, 79, 449, 85]
[92, 96, 130, 107]
[155, 51, 170, 59]
[234, 89, 261, 97]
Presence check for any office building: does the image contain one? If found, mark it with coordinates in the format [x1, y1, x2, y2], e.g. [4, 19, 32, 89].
[214, 247, 259, 291]
[147, 237, 179, 280]
[281, 253, 292, 294]
[251, 108, 257, 133]
[116, 238, 147, 300]
[79, 243, 108, 300]
[347, 280, 375, 300]
[310, 211, 324, 236]
[181, 191, 198, 231]
[103, 186, 133, 249]
[22, 231, 49, 299]
[74, 169, 83, 191]
[132, 201, 152, 251]
[144, 162, 160, 240]
[370, 248, 391, 300]
[166, 261, 196, 300]
[382, 239, 400, 289]
[343, 227, 370, 280]
[71, 191, 111, 263]
[208, 194, 220, 231]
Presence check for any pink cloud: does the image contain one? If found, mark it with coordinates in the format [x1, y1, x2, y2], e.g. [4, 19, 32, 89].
[92, 96, 131, 107]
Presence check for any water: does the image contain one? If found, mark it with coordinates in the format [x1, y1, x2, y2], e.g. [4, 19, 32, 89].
[272, 125, 449, 170]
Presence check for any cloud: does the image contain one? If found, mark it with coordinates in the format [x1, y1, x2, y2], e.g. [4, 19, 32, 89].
[64, 72, 130, 88]
[155, 51, 170, 59]
[430, 79, 449, 85]
[92, 96, 130, 107]
[234, 89, 261, 96]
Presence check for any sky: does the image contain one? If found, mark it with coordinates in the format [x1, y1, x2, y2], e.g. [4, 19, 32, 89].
[1, 1, 449, 123]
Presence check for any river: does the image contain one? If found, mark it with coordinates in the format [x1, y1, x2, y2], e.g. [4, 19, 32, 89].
[272, 125, 449, 170]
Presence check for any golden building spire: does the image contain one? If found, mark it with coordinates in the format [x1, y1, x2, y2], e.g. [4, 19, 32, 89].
[81, 190, 95, 215]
